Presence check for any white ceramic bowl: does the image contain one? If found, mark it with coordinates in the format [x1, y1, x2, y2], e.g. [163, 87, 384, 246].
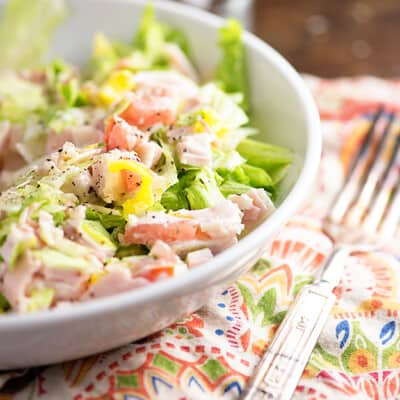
[0, 0, 320, 369]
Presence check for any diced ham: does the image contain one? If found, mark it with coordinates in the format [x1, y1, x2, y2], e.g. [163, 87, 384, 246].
[45, 126, 103, 154]
[38, 211, 63, 246]
[177, 200, 243, 239]
[83, 266, 149, 299]
[105, 116, 148, 152]
[135, 140, 163, 168]
[176, 134, 212, 167]
[1, 253, 42, 311]
[172, 236, 237, 256]
[134, 70, 199, 103]
[167, 125, 195, 141]
[186, 248, 213, 268]
[84, 241, 186, 300]
[229, 188, 275, 229]
[124, 200, 243, 256]
[163, 43, 199, 82]
[0, 223, 37, 265]
[124, 213, 199, 246]
[39, 268, 90, 302]
[130, 240, 187, 281]
[64, 205, 87, 237]
[64, 206, 116, 260]
[120, 92, 177, 130]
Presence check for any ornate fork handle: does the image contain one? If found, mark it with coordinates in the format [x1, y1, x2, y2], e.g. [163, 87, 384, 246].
[241, 282, 336, 400]
[241, 248, 350, 400]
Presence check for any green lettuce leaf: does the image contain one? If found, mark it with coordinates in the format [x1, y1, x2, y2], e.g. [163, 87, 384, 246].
[0, 0, 67, 70]
[0, 76, 46, 122]
[0, 292, 10, 312]
[237, 138, 293, 173]
[86, 207, 126, 230]
[161, 168, 224, 211]
[216, 19, 249, 112]
[27, 288, 54, 312]
[219, 180, 252, 197]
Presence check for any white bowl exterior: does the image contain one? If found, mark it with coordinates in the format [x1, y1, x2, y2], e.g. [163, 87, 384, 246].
[0, 0, 321, 369]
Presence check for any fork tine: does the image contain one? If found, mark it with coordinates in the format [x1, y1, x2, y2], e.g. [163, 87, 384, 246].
[345, 113, 396, 226]
[329, 108, 384, 224]
[380, 174, 400, 238]
[363, 135, 400, 234]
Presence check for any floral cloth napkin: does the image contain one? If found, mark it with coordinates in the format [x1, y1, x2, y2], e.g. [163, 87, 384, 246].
[1, 76, 400, 400]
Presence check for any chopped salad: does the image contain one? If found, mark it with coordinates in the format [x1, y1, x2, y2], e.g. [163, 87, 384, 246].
[0, 1, 292, 313]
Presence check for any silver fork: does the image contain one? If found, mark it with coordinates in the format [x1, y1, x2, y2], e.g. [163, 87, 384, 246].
[241, 107, 400, 400]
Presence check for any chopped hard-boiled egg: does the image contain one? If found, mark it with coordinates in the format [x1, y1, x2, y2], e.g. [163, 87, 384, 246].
[97, 70, 136, 106]
[108, 159, 154, 216]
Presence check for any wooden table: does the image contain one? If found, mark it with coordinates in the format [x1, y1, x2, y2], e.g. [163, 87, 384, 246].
[181, 0, 400, 78]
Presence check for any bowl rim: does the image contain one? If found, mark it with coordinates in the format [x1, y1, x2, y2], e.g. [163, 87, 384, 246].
[0, 0, 321, 329]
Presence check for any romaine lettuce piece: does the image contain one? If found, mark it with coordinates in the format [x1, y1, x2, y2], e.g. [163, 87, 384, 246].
[241, 164, 273, 188]
[0, 0, 67, 70]
[0, 76, 46, 122]
[46, 108, 86, 133]
[27, 288, 54, 312]
[216, 19, 249, 112]
[46, 59, 82, 106]
[237, 138, 293, 173]
[115, 244, 148, 258]
[217, 163, 273, 197]
[133, 4, 164, 61]
[219, 180, 252, 197]
[81, 220, 116, 251]
[86, 207, 125, 230]
[0, 292, 10, 312]
[86, 33, 119, 83]
[160, 182, 189, 211]
[8, 235, 38, 268]
[31, 248, 93, 270]
[200, 83, 248, 131]
[161, 167, 224, 211]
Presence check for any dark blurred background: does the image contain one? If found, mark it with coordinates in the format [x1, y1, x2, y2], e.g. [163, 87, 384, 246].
[177, 0, 400, 78]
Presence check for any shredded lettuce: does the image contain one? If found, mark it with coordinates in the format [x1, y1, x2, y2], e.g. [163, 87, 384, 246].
[219, 180, 252, 197]
[87, 33, 119, 83]
[8, 234, 38, 268]
[200, 83, 248, 130]
[46, 108, 86, 133]
[160, 182, 189, 211]
[134, 4, 192, 62]
[133, 4, 165, 60]
[0, 292, 10, 312]
[46, 59, 82, 107]
[27, 288, 54, 312]
[0, 76, 46, 123]
[216, 19, 249, 112]
[81, 219, 116, 250]
[32, 248, 93, 270]
[86, 207, 125, 230]
[212, 149, 245, 170]
[217, 163, 273, 197]
[0, 0, 67, 70]
[116, 244, 148, 258]
[161, 167, 224, 211]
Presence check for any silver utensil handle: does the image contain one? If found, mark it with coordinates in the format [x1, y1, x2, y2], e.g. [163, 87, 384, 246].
[241, 283, 336, 400]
